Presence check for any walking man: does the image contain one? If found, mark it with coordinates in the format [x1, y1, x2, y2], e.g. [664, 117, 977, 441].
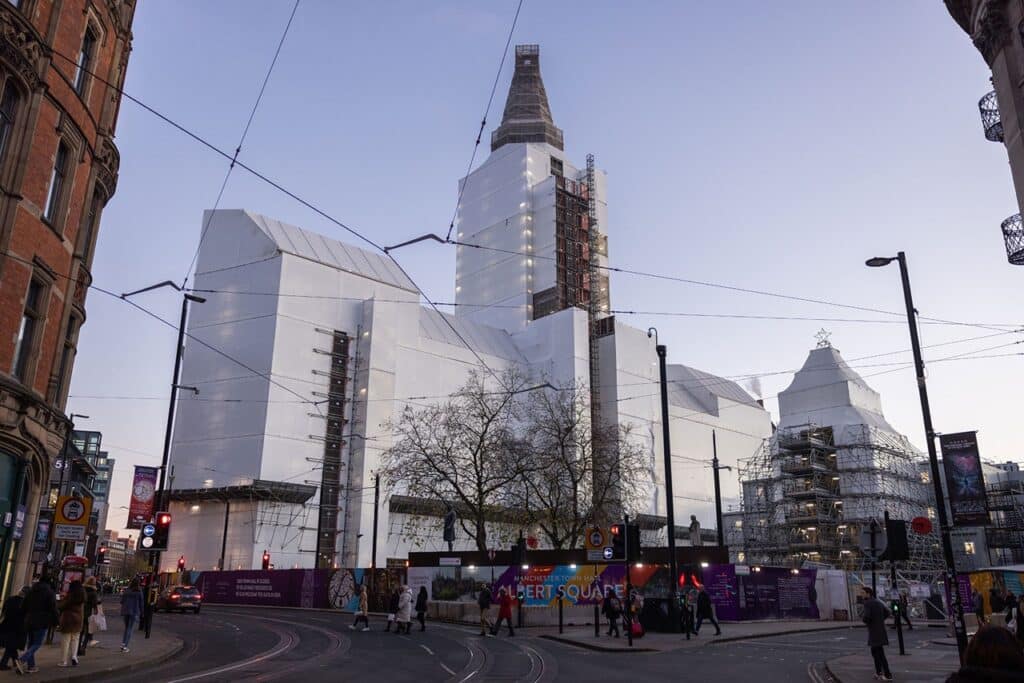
[386, 588, 400, 632]
[972, 588, 986, 626]
[415, 586, 428, 632]
[695, 586, 721, 636]
[477, 584, 493, 636]
[602, 588, 621, 638]
[17, 578, 57, 675]
[896, 591, 913, 631]
[862, 587, 892, 681]
[491, 588, 514, 637]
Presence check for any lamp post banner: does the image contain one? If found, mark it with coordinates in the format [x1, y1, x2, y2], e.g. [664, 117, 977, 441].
[939, 432, 990, 527]
[127, 466, 159, 529]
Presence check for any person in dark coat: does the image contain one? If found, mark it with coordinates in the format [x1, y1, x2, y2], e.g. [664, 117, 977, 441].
[0, 587, 28, 670]
[896, 591, 913, 630]
[973, 589, 986, 626]
[1004, 590, 1016, 626]
[385, 588, 400, 632]
[601, 587, 621, 638]
[78, 576, 101, 656]
[120, 579, 144, 653]
[477, 585, 492, 636]
[57, 580, 85, 667]
[695, 587, 721, 636]
[862, 587, 892, 681]
[945, 625, 1024, 682]
[18, 579, 58, 674]
[415, 586, 428, 632]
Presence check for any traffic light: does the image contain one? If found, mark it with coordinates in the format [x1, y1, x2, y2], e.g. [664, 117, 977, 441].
[177, 556, 186, 572]
[626, 523, 642, 563]
[97, 546, 108, 564]
[511, 538, 526, 567]
[882, 518, 909, 562]
[262, 549, 271, 571]
[610, 524, 625, 560]
[151, 512, 171, 551]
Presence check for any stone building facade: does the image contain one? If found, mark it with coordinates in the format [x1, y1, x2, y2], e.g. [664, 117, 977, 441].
[0, 0, 135, 598]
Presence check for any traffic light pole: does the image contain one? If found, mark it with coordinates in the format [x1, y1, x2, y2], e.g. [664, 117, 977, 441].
[624, 513, 633, 648]
[650, 336, 680, 633]
[886, 511, 906, 656]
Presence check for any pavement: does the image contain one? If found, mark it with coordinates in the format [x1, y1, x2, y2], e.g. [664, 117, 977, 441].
[10, 624, 182, 683]
[825, 630, 962, 683]
[537, 619, 862, 653]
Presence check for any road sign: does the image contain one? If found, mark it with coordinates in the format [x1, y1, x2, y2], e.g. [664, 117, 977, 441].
[53, 495, 92, 541]
[859, 520, 887, 560]
[142, 523, 155, 537]
[602, 546, 614, 561]
[584, 527, 606, 551]
[139, 518, 158, 550]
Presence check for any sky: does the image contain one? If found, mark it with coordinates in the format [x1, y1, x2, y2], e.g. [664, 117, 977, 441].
[68, 1, 1024, 533]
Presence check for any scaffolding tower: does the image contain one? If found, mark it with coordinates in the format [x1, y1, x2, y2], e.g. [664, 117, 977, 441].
[738, 423, 943, 577]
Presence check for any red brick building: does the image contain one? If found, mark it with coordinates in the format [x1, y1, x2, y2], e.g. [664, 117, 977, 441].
[0, 0, 135, 596]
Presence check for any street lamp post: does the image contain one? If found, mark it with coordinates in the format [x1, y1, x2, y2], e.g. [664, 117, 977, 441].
[120, 282, 205, 575]
[46, 413, 88, 575]
[647, 328, 679, 632]
[866, 251, 968, 660]
[711, 431, 731, 548]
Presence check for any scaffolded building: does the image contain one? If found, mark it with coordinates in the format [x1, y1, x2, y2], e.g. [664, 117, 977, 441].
[737, 340, 943, 576]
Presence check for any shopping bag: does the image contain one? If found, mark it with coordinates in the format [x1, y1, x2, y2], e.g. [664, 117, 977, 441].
[630, 621, 644, 639]
[90, 609, 108, 632]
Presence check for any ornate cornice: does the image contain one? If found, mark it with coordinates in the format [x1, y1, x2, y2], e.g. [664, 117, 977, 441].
[972, 0, 1011, 65]
[94, 135, 119, 199]
[0, 6, 45, 90]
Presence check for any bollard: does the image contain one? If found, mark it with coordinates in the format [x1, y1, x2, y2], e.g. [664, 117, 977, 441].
[594, 602, 600, 637]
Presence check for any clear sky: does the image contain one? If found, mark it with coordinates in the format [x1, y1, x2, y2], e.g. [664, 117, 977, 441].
[68, 0, 1023, 532]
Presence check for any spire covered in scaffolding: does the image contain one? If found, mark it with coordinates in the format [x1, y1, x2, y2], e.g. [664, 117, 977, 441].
[491, 45, 564, 152]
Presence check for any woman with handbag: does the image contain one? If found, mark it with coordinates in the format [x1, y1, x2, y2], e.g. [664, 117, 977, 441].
[57, 580, 86, 667]
[78, 577, 102, 656]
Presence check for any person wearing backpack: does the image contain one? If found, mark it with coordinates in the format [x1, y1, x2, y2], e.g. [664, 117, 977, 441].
[16, 578, 58, 675]
[477, 585, 493, 636]
[601, 587, 621, 638]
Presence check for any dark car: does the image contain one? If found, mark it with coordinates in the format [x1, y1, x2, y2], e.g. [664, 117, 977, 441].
[156, 585, 202, 613]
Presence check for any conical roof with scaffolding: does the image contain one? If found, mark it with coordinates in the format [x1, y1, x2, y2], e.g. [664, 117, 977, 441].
[490, 45, 564, 152]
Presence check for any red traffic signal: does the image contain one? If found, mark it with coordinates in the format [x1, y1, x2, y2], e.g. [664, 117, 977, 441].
[262, 550, 270, 570]
[610, 524, 622, 536]
[156, 512, 172, 526]
[177, 555, 186, 571]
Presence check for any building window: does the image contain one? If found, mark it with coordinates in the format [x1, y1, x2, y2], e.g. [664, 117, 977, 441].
[53, 314, 79, 401]
[44, 141, 69, 225]
[963, 541, 976, 555]
[0, 80, 18, 167]
[919, 471, 929, 484]
[74, 27, 97, 96]
[12, 278, 44, 381]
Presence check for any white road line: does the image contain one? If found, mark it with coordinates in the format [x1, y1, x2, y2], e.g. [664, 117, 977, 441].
[420, 644, 435, 656]
[165, 632, 295, 683]
[440, 663, 457, 676]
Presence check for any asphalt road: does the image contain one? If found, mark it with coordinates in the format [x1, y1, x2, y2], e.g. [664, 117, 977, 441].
[106, 606, 943, 682]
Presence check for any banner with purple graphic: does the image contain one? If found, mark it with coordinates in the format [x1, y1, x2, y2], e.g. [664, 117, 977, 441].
[194, 568, 387, 610]
[733, 566, 819, 620]
[940, 432, 990, 527]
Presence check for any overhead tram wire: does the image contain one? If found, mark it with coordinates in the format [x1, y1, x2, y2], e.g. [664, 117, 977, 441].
[444, 0, 525, 242]
[46, 44, 1015, 336]
[182, 0, 302, 287]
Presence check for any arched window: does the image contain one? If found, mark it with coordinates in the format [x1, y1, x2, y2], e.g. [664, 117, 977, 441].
[0, 80, 19, 165]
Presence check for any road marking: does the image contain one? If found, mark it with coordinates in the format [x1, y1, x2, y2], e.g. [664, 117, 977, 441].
[165, 631, 295, 683]
[420, 644, 435, 656]
[440, 663, 457, 676]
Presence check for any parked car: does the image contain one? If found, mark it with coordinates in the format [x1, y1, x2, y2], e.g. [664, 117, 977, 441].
[156, 585, 202, 613]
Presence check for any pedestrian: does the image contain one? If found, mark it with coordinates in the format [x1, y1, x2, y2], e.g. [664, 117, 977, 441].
[695, 586, 721, 636]
[16, 578, 58, 675]
[477, 584, 493, 637]
[990, 587, 1005, 616]
[415, 586, 428, 632]
[395, 585, 412, 635]
[79, 576, 101, 656]
[1004, 590, 1016, 626]
[57, 579, 85, 667]
[862, 587, 893, 682]
[945, 624, 1024, 682]
[490, 588, 514, 637]
[386, 588, 400, 632]
[120, 578, 144, 653]
[680, 589, 696, 640]
[602, 588, 621, 638]
[349, 585, 370, 631]
[1016, 594, 1024, 646]
[973, 589, 987, 626]
[897, 591, 913, 631]
[0, 586, 28, 671]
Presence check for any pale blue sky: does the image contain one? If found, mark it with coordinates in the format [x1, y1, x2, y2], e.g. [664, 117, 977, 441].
[69, 1, 1023, 531]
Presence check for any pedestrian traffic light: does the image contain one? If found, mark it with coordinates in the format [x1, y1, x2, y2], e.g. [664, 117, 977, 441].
[881, 518, 909, 562]
[262, 549, 270, 571]
[610, 523, 625, 560]
[177, 555, 186, 572]
[511, 537, 527, 567]
[97, 546, 108, 564]
[151, 512, 171, 551]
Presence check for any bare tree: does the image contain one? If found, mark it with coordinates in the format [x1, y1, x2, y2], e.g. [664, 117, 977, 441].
[379, 369, 533, 552]
[514, 382, 649, 549]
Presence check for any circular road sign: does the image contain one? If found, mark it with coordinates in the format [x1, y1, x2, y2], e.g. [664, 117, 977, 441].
[60, 498, 86, 523]
[142, 523, 156, 537]
[141, 537, 154, 549]
[602, 546, 614, 561]
[587, 527, 605, 550]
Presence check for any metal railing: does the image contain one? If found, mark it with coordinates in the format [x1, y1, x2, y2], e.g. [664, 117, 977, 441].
[979, 90, 1004, 143]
